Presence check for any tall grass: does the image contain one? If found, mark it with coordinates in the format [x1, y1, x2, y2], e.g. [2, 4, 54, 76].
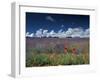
[26, 53, 89, 67]
[26, 40, 89, 67]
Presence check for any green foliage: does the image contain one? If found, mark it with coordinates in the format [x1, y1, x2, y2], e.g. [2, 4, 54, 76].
[33, 54, 50, 66]
[26, 52, 89, 67]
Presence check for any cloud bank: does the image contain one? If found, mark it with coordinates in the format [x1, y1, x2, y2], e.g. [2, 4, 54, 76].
[26, 28, 89, 38]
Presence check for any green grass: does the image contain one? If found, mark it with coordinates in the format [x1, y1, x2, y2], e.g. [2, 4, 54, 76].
[26, 52, 89, 67]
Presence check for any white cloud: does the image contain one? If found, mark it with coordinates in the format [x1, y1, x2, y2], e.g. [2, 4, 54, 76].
[58, 29, 63, 33]
[46, 30, 56, 37]
[46, 16, 54, 22]
[35, 29, 43, 38]
[84, 29, 89, 35]
[42, 30, 48, 37]
[82, 28, 89, 38]
[26, 32, 34, 37]
[49, 30, 55, 35]
[65, 28, 73, 37]
[69, 28, 84, 38]
[57, 29, 66, 38]
[26, 28, 89, 38]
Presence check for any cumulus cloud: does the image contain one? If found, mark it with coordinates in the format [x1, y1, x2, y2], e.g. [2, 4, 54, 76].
[26, 28, 89, 38]
[42, 30, 48, 37]
[48, 30, 56, 37]
[65, 28, 89, 38]
[46, 16, 54, 22]
[26, 32, 34, 37]
[82, 28, 89, 38]
[35, 29, 43, 38]
[69, 28, 84, 38]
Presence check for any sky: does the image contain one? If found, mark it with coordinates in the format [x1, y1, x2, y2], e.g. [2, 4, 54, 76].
[26, 12, 89, 38]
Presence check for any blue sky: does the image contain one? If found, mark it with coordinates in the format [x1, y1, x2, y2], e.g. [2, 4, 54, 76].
[26, 12, 89, 38]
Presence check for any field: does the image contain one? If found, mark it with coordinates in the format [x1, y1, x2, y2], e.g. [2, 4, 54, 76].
[26, 37, 89, 67]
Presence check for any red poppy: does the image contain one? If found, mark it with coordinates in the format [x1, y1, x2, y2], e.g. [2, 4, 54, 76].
[64, 46, 67, 54]
[72, 48, 77, 54]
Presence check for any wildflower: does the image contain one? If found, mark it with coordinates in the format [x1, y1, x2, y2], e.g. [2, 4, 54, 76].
[72, 48, 77, 55]
[64, 46, 67, 54]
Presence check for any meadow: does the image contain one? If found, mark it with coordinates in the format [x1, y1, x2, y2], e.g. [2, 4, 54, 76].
[26, 37, 89, 67]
